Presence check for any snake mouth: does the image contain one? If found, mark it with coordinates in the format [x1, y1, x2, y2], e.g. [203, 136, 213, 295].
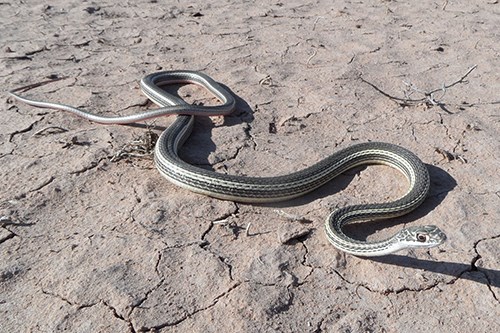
[428, 226, 447, 245]
[436, 230, 447, 244]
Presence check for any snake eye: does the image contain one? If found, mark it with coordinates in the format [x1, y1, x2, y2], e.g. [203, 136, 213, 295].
[416, 233, 428, 242]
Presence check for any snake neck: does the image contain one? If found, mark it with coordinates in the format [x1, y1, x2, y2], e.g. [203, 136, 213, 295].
[324, 208, 406, 257]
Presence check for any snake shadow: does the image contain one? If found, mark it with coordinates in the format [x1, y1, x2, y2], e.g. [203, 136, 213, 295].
[166, 82, 255, 165]
[184, 83, 255, 164]
[368, 254, 500, 289]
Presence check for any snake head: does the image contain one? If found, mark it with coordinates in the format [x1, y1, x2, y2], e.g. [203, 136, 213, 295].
[396, 225, 447, 250]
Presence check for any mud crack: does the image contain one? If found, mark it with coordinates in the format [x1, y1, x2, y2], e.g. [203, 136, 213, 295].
[137, 282, 242, 331]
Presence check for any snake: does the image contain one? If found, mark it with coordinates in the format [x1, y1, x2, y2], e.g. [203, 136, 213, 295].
[8, 70, 446, 256]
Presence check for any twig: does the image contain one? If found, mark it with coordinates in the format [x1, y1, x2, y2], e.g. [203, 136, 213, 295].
[259, 75, 273, 86]
[312, 16, 323, 31]
[213, 219, 230, 225]
[275, 209, 311, 223]
[9, 76, 69, 94]
[32, 126, 68, 136]
[110, 130, 158, 162]
[434, 147, 467, 163]
[359, 77, 412, 103]
[360, 65, 478, 107]
[306, 48, 318, 67]
[428, 65, 477, 95]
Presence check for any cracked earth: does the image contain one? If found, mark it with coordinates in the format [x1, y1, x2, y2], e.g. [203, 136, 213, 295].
[1, 1, 499, 332]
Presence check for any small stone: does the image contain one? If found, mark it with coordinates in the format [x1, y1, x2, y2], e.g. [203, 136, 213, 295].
[277, 223, 312, 244]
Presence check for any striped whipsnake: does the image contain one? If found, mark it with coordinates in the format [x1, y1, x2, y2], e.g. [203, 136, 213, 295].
[9, 70, 446, 256]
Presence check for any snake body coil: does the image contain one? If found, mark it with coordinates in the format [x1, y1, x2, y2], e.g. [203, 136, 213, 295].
[9, 70, 446, 256]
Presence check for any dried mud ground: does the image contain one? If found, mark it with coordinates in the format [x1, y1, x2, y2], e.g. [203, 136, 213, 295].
[1, 1, 499, 332]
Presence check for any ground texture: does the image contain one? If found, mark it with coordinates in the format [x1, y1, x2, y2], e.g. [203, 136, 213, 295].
[1, 1, 499, 332]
